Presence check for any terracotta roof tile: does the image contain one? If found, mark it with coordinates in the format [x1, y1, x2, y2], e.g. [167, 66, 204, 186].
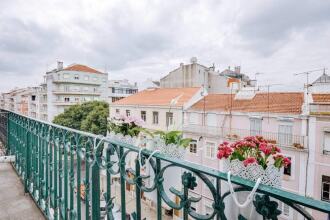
[312, 93, 330, 103]
[113, 87, 200, 106]
[191, 92, 304, 114]
[63, 64, 103, 74]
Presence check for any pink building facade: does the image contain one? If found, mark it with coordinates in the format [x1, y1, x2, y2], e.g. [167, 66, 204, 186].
[182, 92, 330, 220]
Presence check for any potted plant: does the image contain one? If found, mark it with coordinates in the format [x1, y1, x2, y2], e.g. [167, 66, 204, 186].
[217, 136, 290, 187]
[108, 114, 146, 145]
[150, 130, 192, 159]
[293, 143, 303, 149]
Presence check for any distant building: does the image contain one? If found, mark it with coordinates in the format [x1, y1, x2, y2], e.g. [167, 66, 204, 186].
[311, 72, 330, 93]
[138, 78, 160, 91]
[45, 62, 108, 121]
[160, 57, 253, 94]
[110, 87, 205, 131]
[108, 79, 138, 103]
[2, 87, 32, 115]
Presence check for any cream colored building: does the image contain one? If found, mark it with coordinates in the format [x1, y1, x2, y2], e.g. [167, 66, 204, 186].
[109, 87, 206, 132]
[46, 62, 108, 121]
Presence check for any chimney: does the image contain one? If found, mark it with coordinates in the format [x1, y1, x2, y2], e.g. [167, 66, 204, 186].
[235, 66, 241, 74]
[57, 61, 63, 70]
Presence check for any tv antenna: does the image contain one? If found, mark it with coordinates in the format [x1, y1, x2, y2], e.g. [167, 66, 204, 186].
[294, 68, 327, 107]
[258, 84, 283, 123]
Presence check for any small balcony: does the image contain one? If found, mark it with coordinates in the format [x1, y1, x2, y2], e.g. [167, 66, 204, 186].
[310, 103, 330, 115]
[52, 89, 101, 95]
[183, 124, 306, 149]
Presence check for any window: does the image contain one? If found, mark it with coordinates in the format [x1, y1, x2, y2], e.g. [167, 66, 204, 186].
[31, 95, 36, 101]
[205, 142, 216, 159]
[64, 85, 70, 92]
[64, 97, 70, 102]
[283, 157, 292, 176]
[278, 125, 293, 146]
[141, 111, 146, 122]
[323, 131, 330, 154]
[116, 109, 120, 114]
[278, 201, 291, 218]
[152, 112, 159, 124]
[74, 97, 79, 102]
[126, 110, 131, 117]
[322, 175, 330, 202]
[63, 73, 70, 79]
[189, 140, 197, 154]
[166, 112, 173, 126]
[74, 74, 79, 80]
[207, 113, 217, 126]
[190, 113, 198, 124]
[250, 118, 262, 136]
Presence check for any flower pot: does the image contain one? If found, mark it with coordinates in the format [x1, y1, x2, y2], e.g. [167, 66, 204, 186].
[225, 159, 282, 188]
[223, 159, 282, 220]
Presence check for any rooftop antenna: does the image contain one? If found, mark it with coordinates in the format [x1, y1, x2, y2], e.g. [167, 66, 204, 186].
[258, 84, 283, 123]
[294, 68, 327, 108]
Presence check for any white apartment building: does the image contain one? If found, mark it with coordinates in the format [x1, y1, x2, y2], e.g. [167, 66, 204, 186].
[46, 62, 108, 121]
[108, 79, 138, 103]
[28, 85, 48, 121]
[109, 87, 205, 132]
[160, 57, 254, 94]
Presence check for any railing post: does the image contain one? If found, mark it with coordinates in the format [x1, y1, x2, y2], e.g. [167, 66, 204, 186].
[119, 146, 127, 220]
[156, 158, 162, 220]
[135, 158, 141, 220]
[24, 123, 31, 193]
[91, 143, 100, 220]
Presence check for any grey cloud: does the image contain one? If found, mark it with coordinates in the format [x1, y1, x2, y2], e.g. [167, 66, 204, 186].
[236, 1, 330, 56]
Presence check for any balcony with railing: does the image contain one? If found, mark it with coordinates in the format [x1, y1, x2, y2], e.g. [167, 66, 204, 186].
[52, 89, 101, 95]
[183, 124, 306, 150]
[0, 110, 329, 220]
[310, 103, 330, 115]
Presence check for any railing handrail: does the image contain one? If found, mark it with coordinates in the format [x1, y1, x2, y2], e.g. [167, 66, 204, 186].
[1, 108, 330, 218]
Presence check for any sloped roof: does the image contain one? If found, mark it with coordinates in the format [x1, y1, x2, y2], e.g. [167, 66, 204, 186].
[312, 93, 330, 103]
[113, 87, 201, 107]
[191, 92, 304, 114]
[63, 64, 103, 74]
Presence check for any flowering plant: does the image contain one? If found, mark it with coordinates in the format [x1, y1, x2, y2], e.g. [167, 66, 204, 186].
[217, 136, 290, 170]
[108, 114, 146, 137]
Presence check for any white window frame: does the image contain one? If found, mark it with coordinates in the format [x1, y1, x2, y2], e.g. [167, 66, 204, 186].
[250, 117, 262, 136]
[189, 113, 199, 125]
[152, 111, 159, 124]
[278, 200, 293, 219]
[323, 130, 330, 155]
[189, 139, 197, 154]
[126, 110, 131, 117]
[282, 154, 295, 181]
[205, 141, 216, 159]
[206, 113, 217, 127]
[74, 74, 79, 80]
[278, 124, 293, 147]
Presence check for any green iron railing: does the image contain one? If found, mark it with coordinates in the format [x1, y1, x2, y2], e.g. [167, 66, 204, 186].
[0, 109, 330, 220]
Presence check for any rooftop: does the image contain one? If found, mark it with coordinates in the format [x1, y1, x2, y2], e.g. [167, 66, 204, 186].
[312, 93, 330, 103]
[113, 87, 201, 107]
[63, 64, 103, 74]
[191, 92, 304, 114]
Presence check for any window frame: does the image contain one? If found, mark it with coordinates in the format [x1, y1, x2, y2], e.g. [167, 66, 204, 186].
[322, 175, 330, 202]
[189, 139, 197, 154]
[141, 111, 146, 122]
[205, 141, 216, 159]
[152, 111, 159, 124]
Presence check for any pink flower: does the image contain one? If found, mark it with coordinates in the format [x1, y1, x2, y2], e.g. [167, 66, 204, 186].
[283, 157, 291, 167]
[274, 146, 281, 153]
[243, 157, 257, 166]
[259, 143, 272, 155]
[217, 145, 233, 159]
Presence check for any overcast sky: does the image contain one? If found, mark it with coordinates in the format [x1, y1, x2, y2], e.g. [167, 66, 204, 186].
[1, 0, 330, 92]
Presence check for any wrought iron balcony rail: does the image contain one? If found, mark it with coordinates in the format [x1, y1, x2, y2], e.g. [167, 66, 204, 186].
[183, 124, 306, 149]
[0, 109, 329, 220]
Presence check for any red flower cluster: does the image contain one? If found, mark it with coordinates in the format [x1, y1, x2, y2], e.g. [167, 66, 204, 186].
[217, 135, 291, 170]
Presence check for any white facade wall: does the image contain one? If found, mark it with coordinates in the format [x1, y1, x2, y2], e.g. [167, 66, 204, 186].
[46, 68, 108, 121]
